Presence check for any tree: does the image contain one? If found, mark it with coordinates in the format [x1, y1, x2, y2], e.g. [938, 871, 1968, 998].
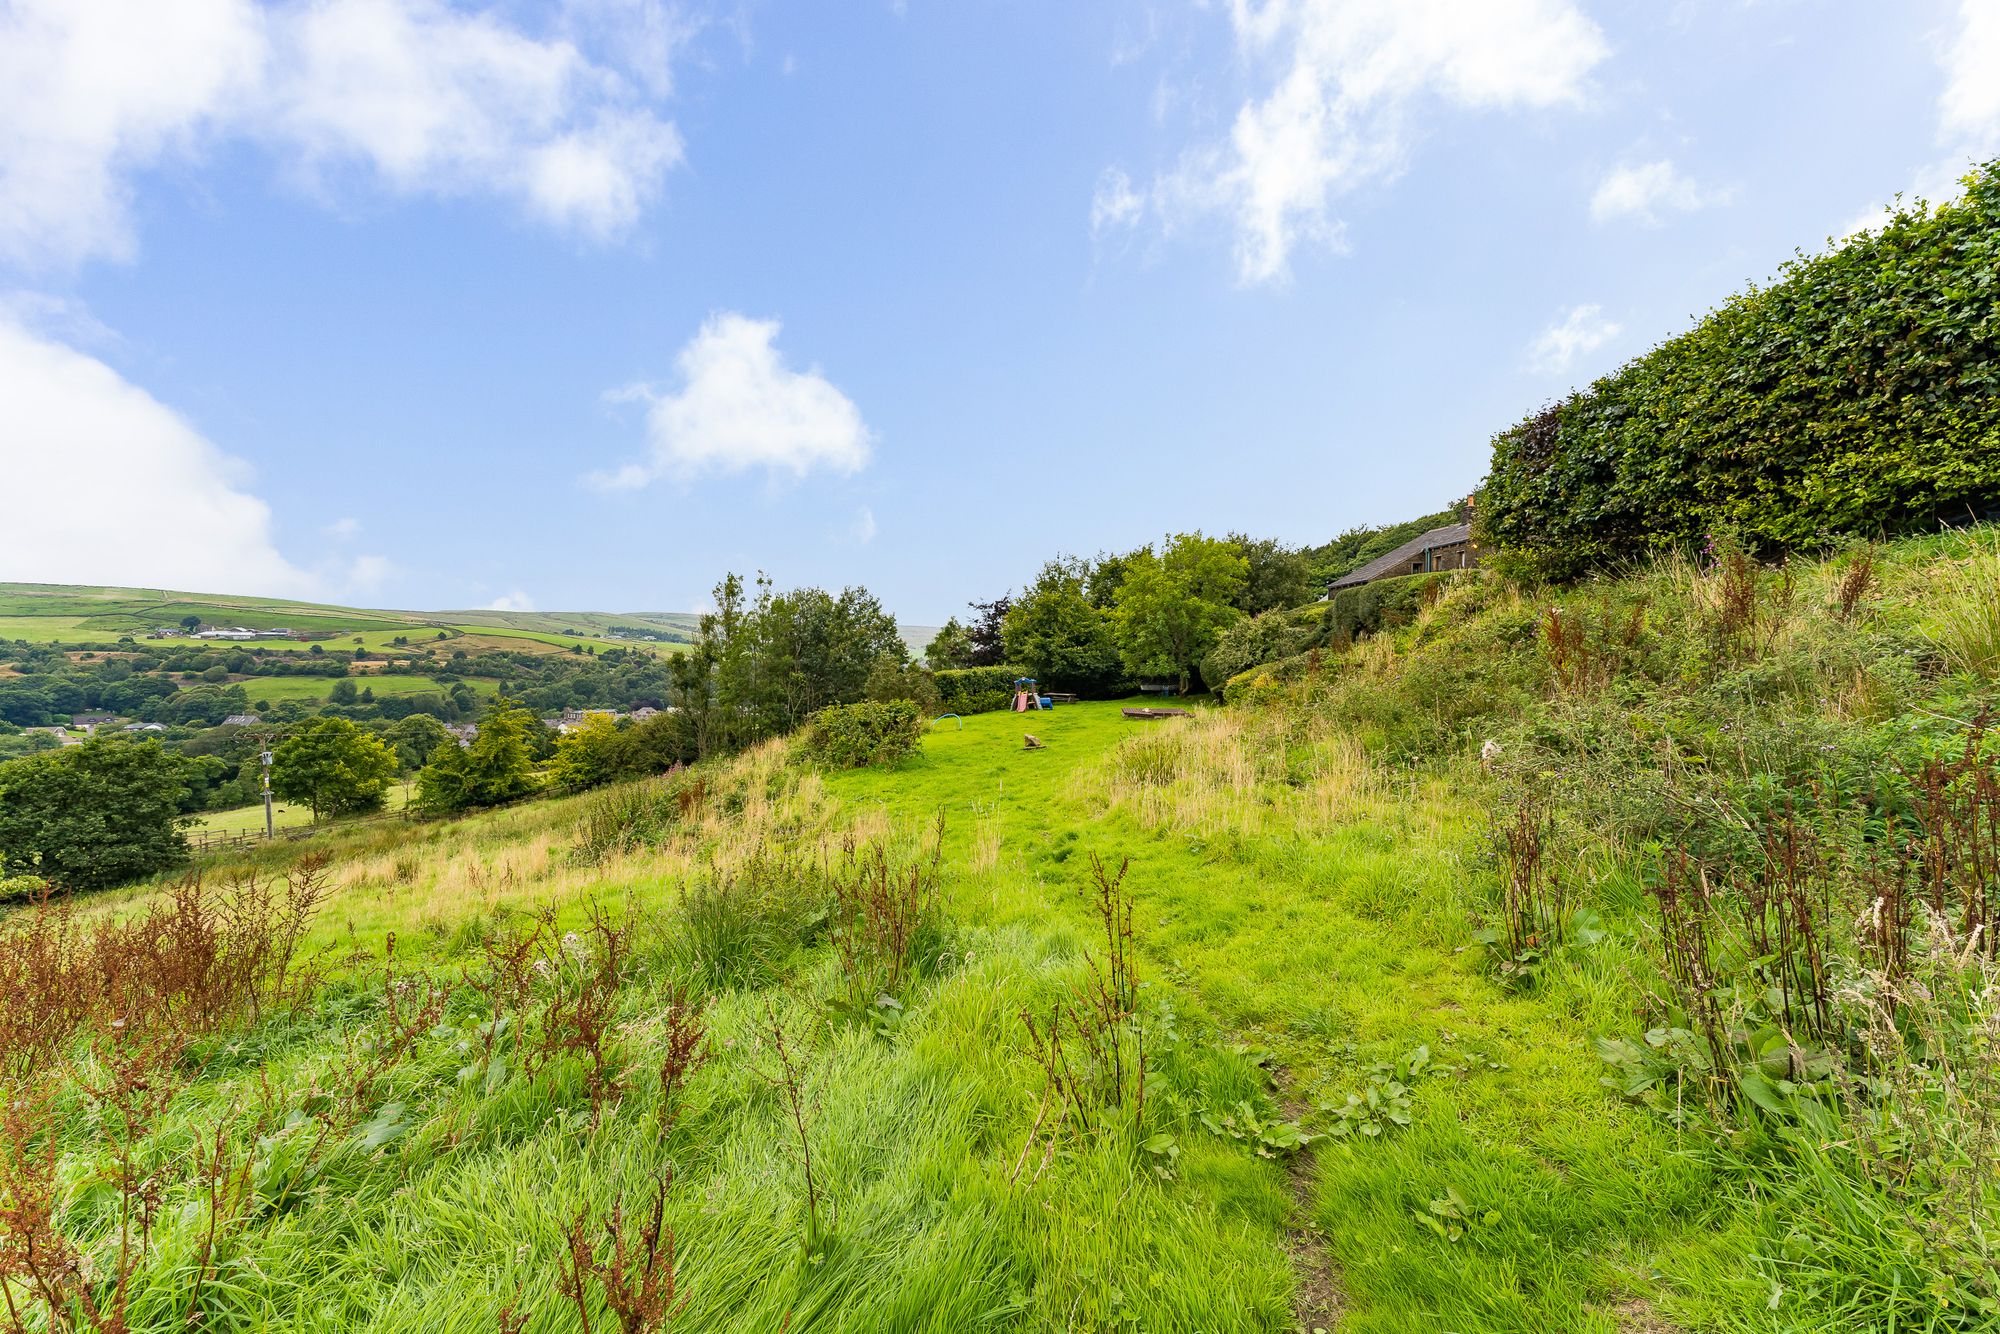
[416, 702, 539, 813]
[1229, 534, 1315, 615]
[964, 597, 1012, 667]
[922, 617, 975, 671]
[683, 575, 907, 743]
[272, 717, 398, 822]
[0, 738, 191, 889]
[1003, 558, 1124, 695]
[1112, 532, 1248, 693]
[180, 614, 202, 633]
[864, 656, 941, 715]
[329, 679, 359, 705]
[383, 713, 452, 771]
[549, 713, 627, 791]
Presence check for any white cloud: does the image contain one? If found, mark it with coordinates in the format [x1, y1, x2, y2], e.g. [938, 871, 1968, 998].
[852, 507, 878, 543]
[590, 313, 874, 486]
[1091, 167, 1146, 234]
[487, 590, 535, 612]
[0, 0, 686, 269]
[1840, 0, 1999, 247]
[0, 315, 318, 595]
[1530, 303, 1620, 373]
[1135, 0, 1607, 283]
[326, 516, 361, 539]
[0, 0, 264, 268]
[270, 0, 683, 242]
[1940, 0, 2000, 148]
[343, 553, 395, 592]
[1590, 159, 1723, 224]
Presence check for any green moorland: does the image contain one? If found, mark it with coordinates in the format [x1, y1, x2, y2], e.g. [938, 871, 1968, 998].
[0, 584, 700, 656]
[6, 528, 2000, 1333]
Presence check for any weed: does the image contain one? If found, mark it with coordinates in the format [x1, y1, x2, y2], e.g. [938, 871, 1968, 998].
[755, 1001, 827, 1256]
[562, 1172, 682, 1334]
[1834, 544, 1877, 621]
[654, 987, 708, 1135]
[827, 813, 946, 1015]
[1319, 1045, 1429, 1140]
[1477, 805, 1567, 987]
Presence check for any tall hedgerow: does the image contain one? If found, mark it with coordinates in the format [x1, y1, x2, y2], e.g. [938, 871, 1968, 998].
[1481, 159, 2000, 581]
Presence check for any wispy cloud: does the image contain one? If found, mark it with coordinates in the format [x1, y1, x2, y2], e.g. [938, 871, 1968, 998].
[589, 312, 873, 487]
[1091, 167, 1145, 234]
[487, 590, 535, 612]
[1113, 0, 1608, 284]
[1590, 159, 1725, 225]
[1530, 303, 1620, 373]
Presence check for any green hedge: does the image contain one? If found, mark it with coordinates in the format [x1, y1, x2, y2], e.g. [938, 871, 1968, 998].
[1481, 159, 2000, 581]
[933, 665, 1021, 715]
[1328, 572, 1451, 641]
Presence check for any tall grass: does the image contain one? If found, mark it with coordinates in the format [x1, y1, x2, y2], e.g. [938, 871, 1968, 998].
[1927, 536, 2000, 678]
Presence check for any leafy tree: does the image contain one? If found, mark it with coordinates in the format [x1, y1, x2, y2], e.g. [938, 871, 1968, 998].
[416, 702, 539, 813]
[864, 657, 941, 715]
[1112, 532, 1248, 693]
[964, 597, 1012, 667]
[1229, 535, 1315, 615]
[1004, 558, 1123, 695]
[0, 738, 191, 889]
[549, 713, 627, 791]
[272, 717, 398, 822]
[923, 617, 975, 671]
[383, 713, 453, 771]
[1085, 552, 1131, 609]
[329, 679, 359, 705]
[180, 614, 202, 632]
[676, 575, 907, 748]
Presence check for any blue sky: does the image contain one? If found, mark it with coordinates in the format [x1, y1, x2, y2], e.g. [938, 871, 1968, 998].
[2, 0, 1995, 623]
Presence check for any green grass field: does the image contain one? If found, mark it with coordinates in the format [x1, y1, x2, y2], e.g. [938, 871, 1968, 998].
[0, 583, 697, 656]
[190, 781, 416, 836]
[235, 674, 502, 704]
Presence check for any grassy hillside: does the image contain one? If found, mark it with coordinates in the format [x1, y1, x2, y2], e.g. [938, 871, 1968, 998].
[0, 583, 700, 656]
[5, 530, 1998, 1331]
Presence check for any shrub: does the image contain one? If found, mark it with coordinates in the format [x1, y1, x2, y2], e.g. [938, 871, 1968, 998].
[933, 665, 1020, 715]
[1201, 605, 1330, 692]
[1327, 571, 1455, 642]
[1481, 159, 2000, 581]
[796, 699, 923, 769]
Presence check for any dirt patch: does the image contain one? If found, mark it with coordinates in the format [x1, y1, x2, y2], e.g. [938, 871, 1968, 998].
[1281, 1091, 1344, 1332]
[1606, 1296, 1680, 1333]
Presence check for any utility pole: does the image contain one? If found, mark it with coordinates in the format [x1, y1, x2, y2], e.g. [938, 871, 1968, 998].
[260, 745, 275, 839]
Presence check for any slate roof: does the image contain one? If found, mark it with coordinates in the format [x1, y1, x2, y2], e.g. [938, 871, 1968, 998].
[1327, 523, 1473, 591]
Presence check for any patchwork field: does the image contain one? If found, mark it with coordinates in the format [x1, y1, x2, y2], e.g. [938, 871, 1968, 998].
[0, 584, 697, 656]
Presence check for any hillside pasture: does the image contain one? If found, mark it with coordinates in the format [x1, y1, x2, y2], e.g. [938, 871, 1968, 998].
[234, 674, 501, 704]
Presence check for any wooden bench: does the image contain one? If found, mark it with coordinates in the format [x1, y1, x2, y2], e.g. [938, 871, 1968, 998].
[1046, 692, 1079, 705]
[1121, 707, 1189, 720]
